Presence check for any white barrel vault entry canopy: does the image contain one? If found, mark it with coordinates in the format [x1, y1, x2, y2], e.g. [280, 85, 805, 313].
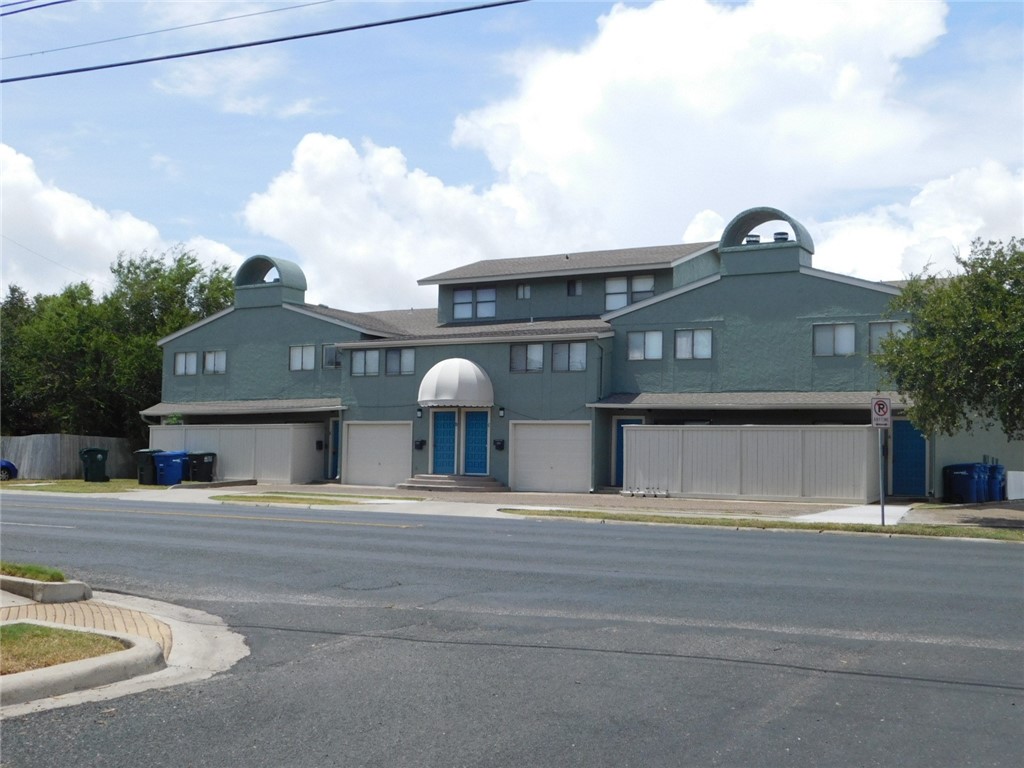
[417, 358, 494, 408]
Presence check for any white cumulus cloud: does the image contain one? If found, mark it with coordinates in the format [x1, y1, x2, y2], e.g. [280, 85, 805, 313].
[0, 144, 241, 299]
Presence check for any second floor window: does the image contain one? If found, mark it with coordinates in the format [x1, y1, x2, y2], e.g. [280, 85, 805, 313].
[352, 349, 380, 376]
[869, 321, 910, 354]
[510, 343, 543, 373]
[453, 287, 496, 319]
[813, 323, 856, 357]
[606, 274, 655, 310]
[289, 344, 315, 371]
[385, 348, 415, 376]
[203, 350, 227, 374]
[567, 279, 583, 296]
[628, 330, 663, 360]
[552, 342, 587, 371]
[174, 351, 197, 376]
[675, 329, 712, 360]
[322, 345, 342, 369]
[516, 283, 530, 300]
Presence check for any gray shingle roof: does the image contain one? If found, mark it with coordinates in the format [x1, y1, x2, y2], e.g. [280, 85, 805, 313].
[419, 242, 716, 285]
[141, 398, 343, 417]
[590, 391, 908, 409]
[337, 316, 612, 347]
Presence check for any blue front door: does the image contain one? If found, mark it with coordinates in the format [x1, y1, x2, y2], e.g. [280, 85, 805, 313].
[464, 411, 489, 475]
[615, 418, 643, 486]
[891, 419, 927, 496]
[432, 412, 456, 474]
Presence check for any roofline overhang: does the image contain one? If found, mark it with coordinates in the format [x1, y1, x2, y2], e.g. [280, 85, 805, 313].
[140, 399, 346, 417]
[601, 274, 722, 321]
[419, 261, 679, 287]
[668, 243, 719, 267]
[798, 267, 903, 295]
[587, 393, 909, 410]
[284, 304, 397, 337]
[335, 330, 614, 349]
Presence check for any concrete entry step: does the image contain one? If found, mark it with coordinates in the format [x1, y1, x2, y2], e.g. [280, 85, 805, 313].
[397, 474, 509, 492]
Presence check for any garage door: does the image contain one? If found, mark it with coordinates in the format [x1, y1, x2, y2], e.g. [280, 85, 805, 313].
[342, 422, 412, 486]
[510, 421, 591, 492]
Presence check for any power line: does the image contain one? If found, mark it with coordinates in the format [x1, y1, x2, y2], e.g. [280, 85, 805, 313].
[0, 0, 531, 84]
[3, 0, 339, 61]
[0, 0, 76, 18]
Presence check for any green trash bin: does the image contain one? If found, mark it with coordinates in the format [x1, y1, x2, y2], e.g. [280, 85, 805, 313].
[80, 447, 110, 483]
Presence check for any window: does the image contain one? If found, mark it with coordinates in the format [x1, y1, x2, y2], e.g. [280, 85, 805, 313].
[631, 274, 655, 302]
[675, 329, 712, 359]
[628, 331, 662, 360]
[322, 345, 342, 369]
[605, 277, 628, 311]
[453, 287, 496, 319]
[289, 344, 315, 371]
[813, 323, 856, 356]
[203, 350, 226, 374]
[869, 321, 909, 354]
[516, 283, 531, 300]
[510, 343, 543, 373]
[567, 279, 583, 297]
[606, 274, 655, 310]
[385, 348, 415, 376]
[351, 349, 379, 376]
[552, 342, 587, 371]
[174, 351, 197, 376]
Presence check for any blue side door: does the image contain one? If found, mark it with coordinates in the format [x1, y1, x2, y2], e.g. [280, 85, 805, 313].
[432, 412, 457, 475]
[891, 420, 927, 496]
[464, 411, 489, 475]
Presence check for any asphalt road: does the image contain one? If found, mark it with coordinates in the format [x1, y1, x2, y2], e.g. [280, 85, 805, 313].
[2, 493, 1022, 768]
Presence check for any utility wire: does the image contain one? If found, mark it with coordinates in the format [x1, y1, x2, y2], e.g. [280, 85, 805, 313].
[1, 0, 531, 83]
[3, 0, 338, 61]
[1, 0, 76, 18]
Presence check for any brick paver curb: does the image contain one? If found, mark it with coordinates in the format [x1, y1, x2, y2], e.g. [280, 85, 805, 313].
[1, 599, 173, 658]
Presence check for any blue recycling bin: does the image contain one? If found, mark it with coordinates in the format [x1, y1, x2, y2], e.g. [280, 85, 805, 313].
[943, 463, 986, 504]
[152, 451, 188, 486]
[987, 464, 1006, 502]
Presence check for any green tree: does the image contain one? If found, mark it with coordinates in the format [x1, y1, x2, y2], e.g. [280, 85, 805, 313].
[0, 247, 234, 444]
[876, 238, 1024, 440]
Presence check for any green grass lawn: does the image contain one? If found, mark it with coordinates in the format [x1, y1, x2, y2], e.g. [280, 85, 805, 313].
[0, 560, 66, 582]
[0, 623, 126, 675]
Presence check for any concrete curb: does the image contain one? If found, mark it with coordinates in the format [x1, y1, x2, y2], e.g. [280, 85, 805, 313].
[0, 620, 165, 706]
[0, 575, 92, 603]
[1, 591, 250, 717]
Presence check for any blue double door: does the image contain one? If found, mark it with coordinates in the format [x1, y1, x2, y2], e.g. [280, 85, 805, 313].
[432, 410, 489, 475]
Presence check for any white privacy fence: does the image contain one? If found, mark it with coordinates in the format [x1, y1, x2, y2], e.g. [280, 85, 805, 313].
[150, 424, 325, 484]
[622, 425, 879, 503]
[0, 434, 133, 479]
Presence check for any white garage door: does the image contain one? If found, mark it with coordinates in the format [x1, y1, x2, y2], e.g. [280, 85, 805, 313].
[510, 421, 591, 492]
[342, 422, 412, 487]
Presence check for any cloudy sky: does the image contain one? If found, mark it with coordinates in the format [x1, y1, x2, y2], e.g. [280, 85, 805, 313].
[2, 0, 1021, 311]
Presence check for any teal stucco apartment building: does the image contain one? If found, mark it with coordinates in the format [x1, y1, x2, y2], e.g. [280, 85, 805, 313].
[142, 207, 1021, 499]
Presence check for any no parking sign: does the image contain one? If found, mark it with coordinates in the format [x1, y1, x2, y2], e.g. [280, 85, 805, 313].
[871, 397, 892, 428]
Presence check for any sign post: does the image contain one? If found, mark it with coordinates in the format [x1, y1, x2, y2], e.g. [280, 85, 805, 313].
[871, 397, 892, 526]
